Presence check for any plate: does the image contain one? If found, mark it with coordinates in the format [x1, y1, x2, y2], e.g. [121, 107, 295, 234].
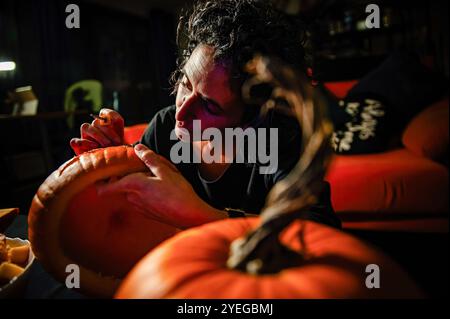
[0, 237, 35, 298]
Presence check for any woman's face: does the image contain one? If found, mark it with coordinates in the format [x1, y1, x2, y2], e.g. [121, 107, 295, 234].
[175, 44, 244, 141]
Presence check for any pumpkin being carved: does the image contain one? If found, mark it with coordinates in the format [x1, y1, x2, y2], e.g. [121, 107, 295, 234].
[28, 146, 179, 297]
[115, 218, 422, 299]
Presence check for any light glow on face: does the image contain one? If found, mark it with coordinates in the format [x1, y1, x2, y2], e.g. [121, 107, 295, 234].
[174, 45, 244, 141]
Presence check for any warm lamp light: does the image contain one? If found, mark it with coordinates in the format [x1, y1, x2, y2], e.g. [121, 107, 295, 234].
[0, 61, 16, 72]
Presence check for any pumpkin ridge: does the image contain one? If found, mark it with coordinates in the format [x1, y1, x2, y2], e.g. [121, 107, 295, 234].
[58, 156, 80, 176]
[169, 269, 251, 298]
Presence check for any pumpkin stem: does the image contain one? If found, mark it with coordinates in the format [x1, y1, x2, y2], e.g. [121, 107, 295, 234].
[227, 56, 332, 274]
[227, 212, 309, 274]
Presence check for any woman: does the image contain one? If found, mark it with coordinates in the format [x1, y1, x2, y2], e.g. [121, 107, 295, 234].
[70, 0, 341, 229]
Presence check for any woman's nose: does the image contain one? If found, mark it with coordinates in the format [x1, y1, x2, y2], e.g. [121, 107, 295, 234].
[176, 93, 198, 122]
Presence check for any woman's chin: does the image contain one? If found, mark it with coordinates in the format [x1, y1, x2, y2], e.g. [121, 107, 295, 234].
[175, 126, 192, 142]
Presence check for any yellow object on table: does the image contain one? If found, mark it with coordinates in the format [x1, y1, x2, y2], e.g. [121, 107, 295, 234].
[0, 233, 30, 285]
[8, 245, 30, 265]
[0, 262, 24, 283]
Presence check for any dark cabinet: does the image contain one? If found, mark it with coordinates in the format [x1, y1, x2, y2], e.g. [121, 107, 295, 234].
[0, 111, 90, 213]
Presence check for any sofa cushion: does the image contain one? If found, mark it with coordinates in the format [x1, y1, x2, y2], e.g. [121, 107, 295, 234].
[325, 149, 449, 214]
[123, 123, 148, 145]
[402, 97, 449, 163]
[323, 80, 358, 99]
[342, 218, 449, 233]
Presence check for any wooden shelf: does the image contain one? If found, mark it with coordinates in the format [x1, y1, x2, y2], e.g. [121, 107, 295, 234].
[325, 25, 404, 39]
[0, 110, 88, 121]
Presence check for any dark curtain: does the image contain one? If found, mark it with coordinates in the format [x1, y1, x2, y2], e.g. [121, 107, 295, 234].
[11, 0, 90, 112]
[146, 9, 178, 117]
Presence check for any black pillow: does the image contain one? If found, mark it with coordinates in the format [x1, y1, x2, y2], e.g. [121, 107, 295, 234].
[323, 51, 447, 154]
[347, 51, 448, 132]
[330, 95, 390, 154]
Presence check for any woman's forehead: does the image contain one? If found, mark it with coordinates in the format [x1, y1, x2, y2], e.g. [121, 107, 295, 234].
[184, 44, 235, 101]
[184, 45, 216, 79]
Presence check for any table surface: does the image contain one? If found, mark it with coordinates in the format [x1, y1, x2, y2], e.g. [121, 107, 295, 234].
[5, 215, 86, 299]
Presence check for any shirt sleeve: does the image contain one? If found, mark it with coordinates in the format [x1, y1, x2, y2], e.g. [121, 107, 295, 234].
[140, 115, 159, 154]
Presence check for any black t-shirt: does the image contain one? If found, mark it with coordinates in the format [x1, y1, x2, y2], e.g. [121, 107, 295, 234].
[140, 105, 341, 228]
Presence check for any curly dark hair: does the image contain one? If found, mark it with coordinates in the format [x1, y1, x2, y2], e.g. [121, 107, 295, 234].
[171, 0, 311, 93]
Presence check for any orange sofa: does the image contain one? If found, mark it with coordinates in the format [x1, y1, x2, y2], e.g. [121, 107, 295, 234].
[324, 81, 448, 233]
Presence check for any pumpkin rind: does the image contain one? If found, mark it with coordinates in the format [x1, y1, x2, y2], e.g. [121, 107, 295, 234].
[28, 146, 179, 297]
[116, 218, 422, 299]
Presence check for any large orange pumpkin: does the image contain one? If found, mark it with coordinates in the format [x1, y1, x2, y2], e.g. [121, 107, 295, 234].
[116, 217, 422, 298]
[28, 146, 179, 297]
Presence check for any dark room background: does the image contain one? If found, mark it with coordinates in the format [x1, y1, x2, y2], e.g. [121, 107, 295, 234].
[0, 0, 189, 212]
[0, 0, 183, 120]
[0, 0, 448, 212]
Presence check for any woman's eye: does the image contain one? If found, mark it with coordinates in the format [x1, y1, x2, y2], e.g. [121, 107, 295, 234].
[180, 77, 191, 90]
[203, 100, 221, 116]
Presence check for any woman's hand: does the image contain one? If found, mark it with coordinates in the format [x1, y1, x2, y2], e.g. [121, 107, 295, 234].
[97, 144, 227, 229]
[70, 108, 125, 155]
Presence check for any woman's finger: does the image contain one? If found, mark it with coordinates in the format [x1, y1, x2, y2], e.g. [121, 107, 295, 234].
[92, 118, 123, 145]
[70, 138, 99, 155]
[134, 144, 171, 179]
[125, 193, 165, 223]
[80, 123, 114, 147]
[98, 108, 125, 141]
[158, 153, 179, 173]
[134, 143, 179, 175]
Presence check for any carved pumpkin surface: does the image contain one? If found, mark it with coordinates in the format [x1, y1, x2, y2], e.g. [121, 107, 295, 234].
[116, 218, 422, 299]
[28, 146, 179, 297]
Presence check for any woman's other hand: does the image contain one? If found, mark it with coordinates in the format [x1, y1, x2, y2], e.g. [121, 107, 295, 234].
[97, 144, 227, 229]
